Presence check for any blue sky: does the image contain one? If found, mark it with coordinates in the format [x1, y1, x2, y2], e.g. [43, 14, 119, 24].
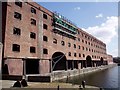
[37, 2, 118, 57]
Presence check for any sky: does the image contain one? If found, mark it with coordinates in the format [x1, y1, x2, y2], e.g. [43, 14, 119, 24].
[35, 2, 118, 57]
[33, 0, 119, 2]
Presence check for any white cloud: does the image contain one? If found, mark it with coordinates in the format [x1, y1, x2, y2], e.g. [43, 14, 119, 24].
[95, 13, 103, 18]
[82, 16, 118, 44]
[74, 7, 81, 10]
[110, 49, 118, 57]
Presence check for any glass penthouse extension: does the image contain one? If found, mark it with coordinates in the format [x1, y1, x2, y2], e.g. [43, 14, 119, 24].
[53, 12, 78, 39]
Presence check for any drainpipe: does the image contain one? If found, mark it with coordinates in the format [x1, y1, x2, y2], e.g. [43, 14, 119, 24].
[66, 60, 68, 70]
[50, 59, 53, 82]
[50, 59, 52, 73]
[85, 60, 87, 68]
[22, 59, 26, 80]
[72, 60, 74, 70]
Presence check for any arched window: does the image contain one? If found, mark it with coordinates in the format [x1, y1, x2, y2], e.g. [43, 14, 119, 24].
[12, 44, 20, 52]
[68, 52, 71, 56]
[83, 54, 85, 57]
[53, 38, 57, 44]
[79, 53, 81, 57]
[43, 36, 48, 42]
[43, 48, 48, 54]
[74, 44, 76, 48]
[68, 42, 71, 47]
[61, 41, 65, 46]
[74, 53, 77, 57]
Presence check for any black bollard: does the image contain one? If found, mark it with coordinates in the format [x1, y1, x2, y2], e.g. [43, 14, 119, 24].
[13, 80, 21, 87]
[66, 76, 69, 83]
[21, 79, 28, 87]
[82, 80, 86, 88]
[79, 85, 82, 89]
[57, 85, 59, 90]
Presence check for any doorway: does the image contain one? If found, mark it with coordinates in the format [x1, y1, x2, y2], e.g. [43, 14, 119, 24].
[26, 59, 39, 74]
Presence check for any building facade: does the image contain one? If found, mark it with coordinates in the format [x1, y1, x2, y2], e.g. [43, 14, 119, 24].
[2, 0, 112, 76]
[0, 42, 3, 74]
[107, 55, 113, 64]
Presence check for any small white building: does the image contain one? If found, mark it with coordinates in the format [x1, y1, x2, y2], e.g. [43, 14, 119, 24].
[107, 54, 113, 64]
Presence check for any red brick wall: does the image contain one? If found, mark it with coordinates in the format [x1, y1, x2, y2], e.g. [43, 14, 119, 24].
[4, 2, 40, 58]
[3, 1, 109, 75]
[5, 59, 23, 75]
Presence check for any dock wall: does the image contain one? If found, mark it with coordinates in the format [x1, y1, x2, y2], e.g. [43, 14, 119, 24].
[2, 64, 117, 82]
[51, 64, 117, 81]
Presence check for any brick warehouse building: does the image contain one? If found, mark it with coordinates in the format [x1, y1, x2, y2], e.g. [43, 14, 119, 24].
[2, 0, 113, 77]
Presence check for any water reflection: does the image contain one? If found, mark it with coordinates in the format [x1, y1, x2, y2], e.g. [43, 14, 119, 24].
[58, 66, 118, 88]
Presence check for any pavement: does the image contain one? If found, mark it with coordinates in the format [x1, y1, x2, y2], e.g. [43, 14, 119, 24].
[0, 80, 101, 90]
